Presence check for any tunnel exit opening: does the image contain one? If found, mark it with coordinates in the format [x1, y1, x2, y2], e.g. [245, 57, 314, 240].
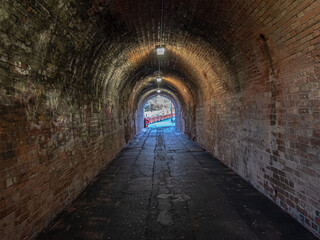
[143, 95, 175, 128]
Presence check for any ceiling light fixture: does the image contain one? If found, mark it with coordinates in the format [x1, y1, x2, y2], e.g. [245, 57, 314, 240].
[156, 0, 165, 55]
[156, 47, 165, 55]
[155, 0, 164, 94]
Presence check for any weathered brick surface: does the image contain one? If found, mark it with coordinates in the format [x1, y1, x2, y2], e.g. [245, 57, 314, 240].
[191, 1, 320, 238]
[0, 0, 319, 239]
[0, 1, 128, 239]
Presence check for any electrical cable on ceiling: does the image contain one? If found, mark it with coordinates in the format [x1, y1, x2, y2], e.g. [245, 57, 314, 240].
[160, 0, 164, 47]
[157, 0, 164, 93]
[156, 0, 165, 55]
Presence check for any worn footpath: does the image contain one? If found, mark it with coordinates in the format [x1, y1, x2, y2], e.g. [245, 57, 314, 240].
[38, 127, 316, 240]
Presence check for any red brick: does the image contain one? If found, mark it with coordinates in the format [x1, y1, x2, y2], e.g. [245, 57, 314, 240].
[1, 0, 320, 239]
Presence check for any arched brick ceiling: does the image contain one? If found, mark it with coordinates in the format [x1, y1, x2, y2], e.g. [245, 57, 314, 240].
[77, 0, 261, 104]
[2, 1, 320, 239]
[13, 0, 281, 106]
[137, 90, 182, 113]
[119, 54, 200, 98]
[132, 81, 183, 109]
[7, 0, 296, 105]
[125, 73, 195, 111]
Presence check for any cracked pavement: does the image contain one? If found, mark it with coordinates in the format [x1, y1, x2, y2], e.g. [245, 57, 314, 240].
[37, 127, 317, 240]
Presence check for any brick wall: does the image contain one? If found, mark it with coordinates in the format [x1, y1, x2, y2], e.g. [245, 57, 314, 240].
[0, 1, 128, 239]
[0, 90, 125, 239]
[192, 1, 320, 237]
[1, 0, 319, 239]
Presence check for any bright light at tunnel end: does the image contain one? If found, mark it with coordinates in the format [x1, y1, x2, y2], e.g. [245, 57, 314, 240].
[156, 47, 165, 55]
[156, 77, 162, 82]
[157, 89, 161, 93]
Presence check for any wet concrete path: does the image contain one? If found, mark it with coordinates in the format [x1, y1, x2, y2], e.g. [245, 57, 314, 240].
[38, 127, 316, 240]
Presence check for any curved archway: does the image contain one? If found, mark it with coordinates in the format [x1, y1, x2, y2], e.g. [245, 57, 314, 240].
[142, 95, 176, 127]
[1, 1, 319, 238]
[135, 88, 184, 134]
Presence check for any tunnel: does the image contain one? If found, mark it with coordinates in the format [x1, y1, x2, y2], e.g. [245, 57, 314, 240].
[0, 0, 319, 239]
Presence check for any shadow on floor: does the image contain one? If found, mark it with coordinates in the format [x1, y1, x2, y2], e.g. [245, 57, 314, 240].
[37, 127, 317, 240]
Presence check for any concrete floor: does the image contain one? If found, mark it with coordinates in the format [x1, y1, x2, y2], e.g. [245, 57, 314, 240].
[38, 127, 317, 240]
[148, 118, 175, 128]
